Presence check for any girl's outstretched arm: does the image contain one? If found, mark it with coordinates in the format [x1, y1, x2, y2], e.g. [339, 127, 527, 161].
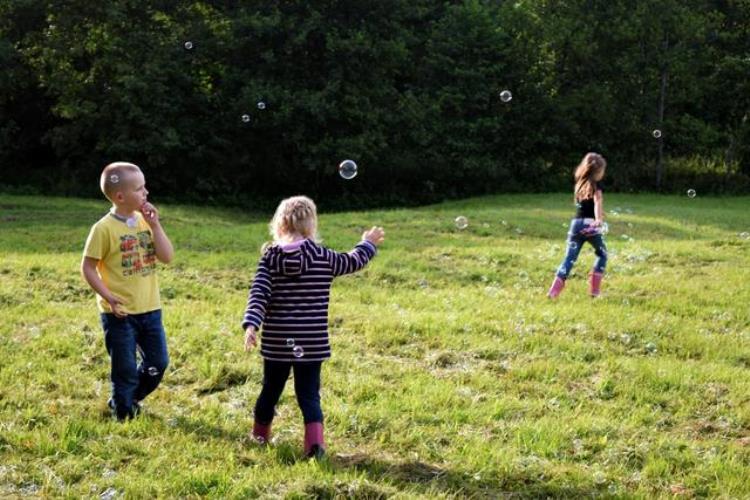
[327, 226, 384, 277]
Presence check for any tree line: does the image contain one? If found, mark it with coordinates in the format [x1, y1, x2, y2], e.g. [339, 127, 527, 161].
[1, 0, 748, 206]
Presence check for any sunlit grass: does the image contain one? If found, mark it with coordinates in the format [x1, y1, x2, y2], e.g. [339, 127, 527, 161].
[1, 193, 748, 497]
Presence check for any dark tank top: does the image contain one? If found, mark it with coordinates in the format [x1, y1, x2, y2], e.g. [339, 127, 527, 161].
[575, 183, 602, 218]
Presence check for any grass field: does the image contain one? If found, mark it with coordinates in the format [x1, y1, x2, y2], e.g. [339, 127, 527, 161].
[0, 192, 749, 498]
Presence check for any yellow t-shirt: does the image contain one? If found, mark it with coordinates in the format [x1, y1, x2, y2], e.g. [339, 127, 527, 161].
[83, 211, 161, 314]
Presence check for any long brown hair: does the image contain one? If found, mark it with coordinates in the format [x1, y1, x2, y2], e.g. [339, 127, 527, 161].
[574, 153, 607, 202]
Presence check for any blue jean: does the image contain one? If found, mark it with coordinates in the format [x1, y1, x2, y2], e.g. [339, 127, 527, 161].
[254, 360, 323, 425]
[100, 309, 169, 420]
[555, 218, 608, 279]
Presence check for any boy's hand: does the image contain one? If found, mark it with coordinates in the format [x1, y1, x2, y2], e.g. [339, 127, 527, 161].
[244, 326, 257, 352]
[363, 226, 385, 246]
[106, 294, 127, 318]
[140, 202, 160, 226]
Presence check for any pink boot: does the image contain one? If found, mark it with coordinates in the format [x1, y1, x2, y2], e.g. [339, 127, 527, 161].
[251, 421, 271, 444]
[547, 276, 565, 299]
[304, 422, 325, 459]
[589, 272, 604, 297]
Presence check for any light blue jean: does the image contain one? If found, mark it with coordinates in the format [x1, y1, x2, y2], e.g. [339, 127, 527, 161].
[555, 218, 608, 280]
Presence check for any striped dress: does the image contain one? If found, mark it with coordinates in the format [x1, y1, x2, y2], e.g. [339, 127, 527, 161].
[242, 238, 377, 362]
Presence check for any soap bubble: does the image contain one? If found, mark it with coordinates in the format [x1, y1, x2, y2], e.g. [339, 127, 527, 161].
[292, 346, 304, 358]
[455, 216, 468, 230]
[568, 241, 578, 250]
[147, 366, 159, 376]
[687, 189, 696, 198]
[593, 471, 607, 485]
[109, 174, 119, 183]
[184, 41, 193, 50]
[338, 159, 358, 180]
[286, 338, 295, 347]
[740, 232, 750, 240]
[241, 114, 251, 123]
[652, 129, 662, 139]
[257, 101, 266, 110]
[645, 342, 657, 354]
[499, 90, 512, 102]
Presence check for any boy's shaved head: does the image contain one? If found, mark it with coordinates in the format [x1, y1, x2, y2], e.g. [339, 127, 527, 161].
[100, 162, 142, 201]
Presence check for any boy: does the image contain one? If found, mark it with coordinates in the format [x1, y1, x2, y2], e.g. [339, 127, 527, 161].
[81, 162, 174, 420]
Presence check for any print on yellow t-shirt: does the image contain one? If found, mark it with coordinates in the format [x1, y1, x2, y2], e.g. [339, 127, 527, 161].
[83, 212, 161, 314]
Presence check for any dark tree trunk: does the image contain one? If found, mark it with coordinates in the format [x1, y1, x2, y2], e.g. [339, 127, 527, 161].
[656, 34, 669, 190]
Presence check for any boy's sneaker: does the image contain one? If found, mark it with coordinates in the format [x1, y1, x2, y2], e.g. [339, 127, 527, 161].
[108, 398, 142, 420]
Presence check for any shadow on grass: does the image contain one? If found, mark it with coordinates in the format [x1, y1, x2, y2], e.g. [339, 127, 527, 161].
[165, 414, 247, 441]
[325, 452, 604, 499]
[95, 404, 248, 443]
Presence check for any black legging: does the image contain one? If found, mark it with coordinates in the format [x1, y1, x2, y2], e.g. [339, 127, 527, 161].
[254, 360, 323, 424]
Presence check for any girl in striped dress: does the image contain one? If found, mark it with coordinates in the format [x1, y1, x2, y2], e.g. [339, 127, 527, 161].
[242, 195, 384, 459]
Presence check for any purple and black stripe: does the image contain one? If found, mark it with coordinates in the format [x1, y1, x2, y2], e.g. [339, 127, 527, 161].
[242, 239, 377, 362]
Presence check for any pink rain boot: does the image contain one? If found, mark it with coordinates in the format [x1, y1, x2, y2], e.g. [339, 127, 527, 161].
[547, 276, 565, 299]
[589, 272, 603, 297]
[304, 422, 325, 459]
[251, 421, 271, 444]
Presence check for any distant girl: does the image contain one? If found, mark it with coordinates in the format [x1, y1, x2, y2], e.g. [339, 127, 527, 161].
[242, 195, 384, 459]
[547, 152, 608, 298]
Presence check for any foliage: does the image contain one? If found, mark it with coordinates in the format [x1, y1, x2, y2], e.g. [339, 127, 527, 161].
[1, 1, 749, 202]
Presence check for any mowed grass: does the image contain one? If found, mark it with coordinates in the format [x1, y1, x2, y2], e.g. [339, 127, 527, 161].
[0, 192, 749, 498]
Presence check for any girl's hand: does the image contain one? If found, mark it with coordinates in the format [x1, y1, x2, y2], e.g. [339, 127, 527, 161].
[140, 202, 160, 226]
[591, 219, 603, 227]
[244, 326, 257, 352]
[363, 226, 385, 246]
